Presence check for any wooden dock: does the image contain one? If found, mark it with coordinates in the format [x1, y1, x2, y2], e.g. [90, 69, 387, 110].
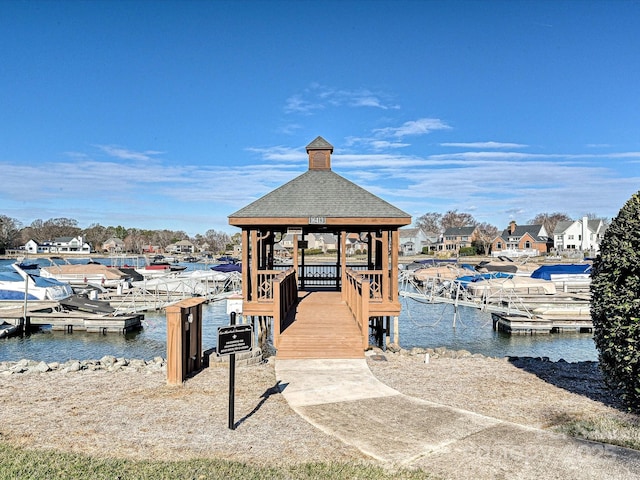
[275, 291, 365, 359]
[492, 311, 593, 335]
[0, 306, 143, 334]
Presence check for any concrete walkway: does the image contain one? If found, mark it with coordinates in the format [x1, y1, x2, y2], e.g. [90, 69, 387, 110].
[275, 358, 640, 480]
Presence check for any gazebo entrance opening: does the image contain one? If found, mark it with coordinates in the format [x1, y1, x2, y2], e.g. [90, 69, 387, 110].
[243, 227, 393, 293]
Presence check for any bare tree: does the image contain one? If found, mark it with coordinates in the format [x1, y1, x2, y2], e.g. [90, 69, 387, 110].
[528, 212, 571, 236]
[474, 222, 499, 254]
[22, 217, 81, 243]
[83, 223, 109, 251]
[0, 215, 23, 251]
[205, 229, 231, 254]
[415, 212, 443, 233]
[441, 210, 477, 229]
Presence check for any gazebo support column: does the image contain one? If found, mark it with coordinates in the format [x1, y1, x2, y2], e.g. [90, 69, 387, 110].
[340, 230, 347, 300]
[381, 229, 390, 301]
[391, 229, 399, 303]
[250, 230, 258, 302]
[293, 234, 299, 285]
[241, 229, 250, 301]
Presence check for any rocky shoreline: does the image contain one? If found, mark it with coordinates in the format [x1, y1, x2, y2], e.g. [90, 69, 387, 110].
[0, 355, 167, 375]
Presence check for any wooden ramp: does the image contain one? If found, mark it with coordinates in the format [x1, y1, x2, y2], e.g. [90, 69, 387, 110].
[276, 291, 365, 359]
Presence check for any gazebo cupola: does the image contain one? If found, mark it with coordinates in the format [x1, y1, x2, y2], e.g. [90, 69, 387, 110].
[306, 136, 333, 171]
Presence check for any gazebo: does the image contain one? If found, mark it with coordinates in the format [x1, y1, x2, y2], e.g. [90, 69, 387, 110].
[228, 136, 411, 358]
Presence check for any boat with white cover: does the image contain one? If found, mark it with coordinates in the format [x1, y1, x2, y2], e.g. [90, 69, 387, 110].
[0, 264, 73, 301]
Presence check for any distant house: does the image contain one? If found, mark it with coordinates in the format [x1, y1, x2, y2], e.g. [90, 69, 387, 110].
[279, 232, 366, 255]
[399, 227, 432, 255]
[24, 236, 91, 255]
[168, 239, 196, 254]
[440, 226, 480, 254]
[553, 216, 604, 254]
[345, 233, 367, 255]
[307, 232, 338, 252]
[491, 221, 550, 257]
[24, 239, 40, 255]
[102, 237, 125, 253]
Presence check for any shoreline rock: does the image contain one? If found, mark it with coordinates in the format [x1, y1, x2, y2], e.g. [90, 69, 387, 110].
[0, 356, 167, 375]
[0, 345, 598, 376]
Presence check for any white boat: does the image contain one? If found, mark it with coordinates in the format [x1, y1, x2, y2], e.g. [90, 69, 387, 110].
[0, 264, 73, 301]
[39, 263, 131, 288]
[131, 269, 233, 295]
[466, 276, 557, 296]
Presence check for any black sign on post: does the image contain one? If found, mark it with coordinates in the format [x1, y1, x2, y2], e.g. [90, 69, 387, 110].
[217, 324, 253, 356]
[218, 313, 253, 430]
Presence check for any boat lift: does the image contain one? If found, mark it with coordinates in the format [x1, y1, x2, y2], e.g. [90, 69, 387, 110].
[398, 269, 535, 321]
[106, 272, 242, 314]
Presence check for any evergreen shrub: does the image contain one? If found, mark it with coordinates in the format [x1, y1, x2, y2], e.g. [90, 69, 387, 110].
[591, 190, 640, 411]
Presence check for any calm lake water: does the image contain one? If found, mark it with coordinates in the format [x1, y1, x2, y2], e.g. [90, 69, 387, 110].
[0, 258, 598, 363]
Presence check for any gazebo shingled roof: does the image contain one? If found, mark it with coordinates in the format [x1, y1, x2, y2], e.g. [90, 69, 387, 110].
[228, 136, 410, 227]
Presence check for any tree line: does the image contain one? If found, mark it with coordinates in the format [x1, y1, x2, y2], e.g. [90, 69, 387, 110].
[414, 210, 609, 254]
[1, 211, 608, 255]
[0, 216, 235, 255]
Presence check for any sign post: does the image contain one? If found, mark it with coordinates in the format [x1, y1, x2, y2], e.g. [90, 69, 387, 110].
[217, 313, 253, 430]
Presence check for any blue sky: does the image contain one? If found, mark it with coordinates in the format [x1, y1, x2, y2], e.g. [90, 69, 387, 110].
[2, 0, 639, 236]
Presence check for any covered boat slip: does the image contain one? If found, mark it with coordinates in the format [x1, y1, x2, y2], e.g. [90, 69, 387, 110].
[228, 137, 411, 359]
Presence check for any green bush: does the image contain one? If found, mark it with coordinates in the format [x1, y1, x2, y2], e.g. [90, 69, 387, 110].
[458, 247, 476, 256]
[591, 190, 640, 412]
[303, 248, 324, 256]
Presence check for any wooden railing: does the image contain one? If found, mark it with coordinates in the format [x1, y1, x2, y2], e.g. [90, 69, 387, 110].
[255, 270, 282, 301]
[271, 268, 297, 348]
[344, 268, 371, 349]
[356, 270, 383, 300]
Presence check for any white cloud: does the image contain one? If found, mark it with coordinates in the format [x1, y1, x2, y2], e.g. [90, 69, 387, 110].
[95, 145, 164, 161]
[245, 146, 306, 162]
[373, 118, 451, 138]
[440, 141, 528, 149]
[284, 84, 398, 114]
[284, 94, 324, 114]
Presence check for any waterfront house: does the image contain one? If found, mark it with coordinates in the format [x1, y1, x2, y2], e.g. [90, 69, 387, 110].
[399, 227, 432, 255]
[553, 216, 604, 254]
[24, 236, 92, 255]
[440, 226, 480, 254]
[102, 237, 125, 253]
[491, 221, 550, 257]
[280, 232, 365, 255]
[167, 239, 196, 254]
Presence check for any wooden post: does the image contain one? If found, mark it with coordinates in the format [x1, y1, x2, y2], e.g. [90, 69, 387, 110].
[390, 229, 399, 303]
[241, 229, 249, 301]
[381, 229, 390, 302]
[293, 234, 299, 286]
[166, 298, 206, 386]
[340, 230, 347, 298]
[250, 230, 258, 302]
[362, 279, 370, 349]
[393, 315, 399, 345]
[273, 278, 281, 349]
[166, 306, 183, 386]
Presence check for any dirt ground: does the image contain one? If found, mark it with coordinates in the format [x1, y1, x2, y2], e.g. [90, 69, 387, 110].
[0, 351, 635, 468]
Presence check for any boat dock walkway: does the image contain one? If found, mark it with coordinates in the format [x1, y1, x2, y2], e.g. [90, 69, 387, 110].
[491, 312, 593, 334]
[0, 306, 143, 334]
